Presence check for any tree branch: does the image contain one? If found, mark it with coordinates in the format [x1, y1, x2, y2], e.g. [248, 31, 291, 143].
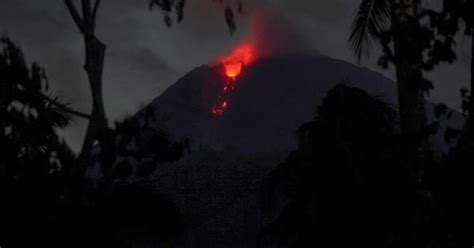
[92, 0, 101, 26]
[82, 0, 92, 33]
[64, 0, 85, 33]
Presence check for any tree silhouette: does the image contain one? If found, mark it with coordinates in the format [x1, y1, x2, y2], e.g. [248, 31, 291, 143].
[260, 84, 418, 247]
[0, 36, 75, 247]
[104, 113, 184, 183]
[409, 1, 474, 245]
[348, 5, 464, 243]
[349, 0, 430, 163]
[441, 0, 473, 117]
[421, 0, 472, 118]
[62, 0, 242, 191]
[435, 0, 474, 150]
[422, 1, 474, 246]
[148, 0, 243, 33]
[63, 0, 109, 172]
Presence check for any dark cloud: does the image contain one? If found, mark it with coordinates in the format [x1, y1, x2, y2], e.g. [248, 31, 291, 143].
[0, 0, 470, 151]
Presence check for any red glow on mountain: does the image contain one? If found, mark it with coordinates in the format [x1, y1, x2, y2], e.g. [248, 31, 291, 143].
[211, 77, 236, 117]
[221, 43, 254, 78]
[211, 43, 256, 117]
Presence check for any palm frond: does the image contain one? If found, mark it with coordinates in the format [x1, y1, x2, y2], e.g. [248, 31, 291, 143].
[42, 92, 72, 128]
[349, 0, 392, 63]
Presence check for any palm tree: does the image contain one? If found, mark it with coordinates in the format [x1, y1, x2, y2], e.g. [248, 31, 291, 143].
[349, 0, 428, 161]
[349, 2, 433, 247]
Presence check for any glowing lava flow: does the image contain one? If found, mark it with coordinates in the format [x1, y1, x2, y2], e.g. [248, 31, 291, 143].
[211, 44, 254, 117]
[211, 76, 237, 116]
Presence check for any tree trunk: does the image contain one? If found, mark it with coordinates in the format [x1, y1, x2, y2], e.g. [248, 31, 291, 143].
[468, 30, 474, 127]
[63, 0, 109, 163]
[64, 0, 115, 196]
[391, 0, 428, 160]
[78, 35, 107, 162]
[391, 1, 428, 247]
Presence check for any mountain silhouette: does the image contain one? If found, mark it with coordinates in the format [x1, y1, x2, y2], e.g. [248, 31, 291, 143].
[130, 52, 466, 246]
[138, 52, 463, 156]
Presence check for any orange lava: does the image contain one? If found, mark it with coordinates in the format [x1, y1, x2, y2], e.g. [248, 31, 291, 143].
[224, 62, 243, 78]
[221, 43, 254, 78]
[211, 43, 255, 117]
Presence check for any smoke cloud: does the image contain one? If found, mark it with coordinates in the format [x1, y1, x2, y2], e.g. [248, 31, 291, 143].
[247, 11, 310, 58]
[213, 7, 310, 65]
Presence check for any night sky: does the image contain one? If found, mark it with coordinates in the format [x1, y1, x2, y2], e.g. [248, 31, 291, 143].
[0, 0, 471, 152]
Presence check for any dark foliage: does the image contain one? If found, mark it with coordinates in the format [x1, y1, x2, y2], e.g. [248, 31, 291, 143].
[350, 1, 458, 93]
[111, 113, 184, 180]
[349, 0, 391, 63]
[421, 0, 473, 112]
[376, 11, 457, 93]
[149, 0, 243, 34]
[426, 1, 474, 246]
[0, 36, 75, 247]
[260, 84, 419, 247]
[434, 118, 474, 247]
[0, 37, 184, 247]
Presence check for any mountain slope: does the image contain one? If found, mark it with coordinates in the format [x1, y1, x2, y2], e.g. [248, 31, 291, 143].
[139, 53, 462, 156]
[138, 53, 464, 246]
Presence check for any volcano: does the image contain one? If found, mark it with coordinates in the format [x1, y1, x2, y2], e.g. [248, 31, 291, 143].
[135, 52, 464, 247]
[138, 52, 463, 156]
